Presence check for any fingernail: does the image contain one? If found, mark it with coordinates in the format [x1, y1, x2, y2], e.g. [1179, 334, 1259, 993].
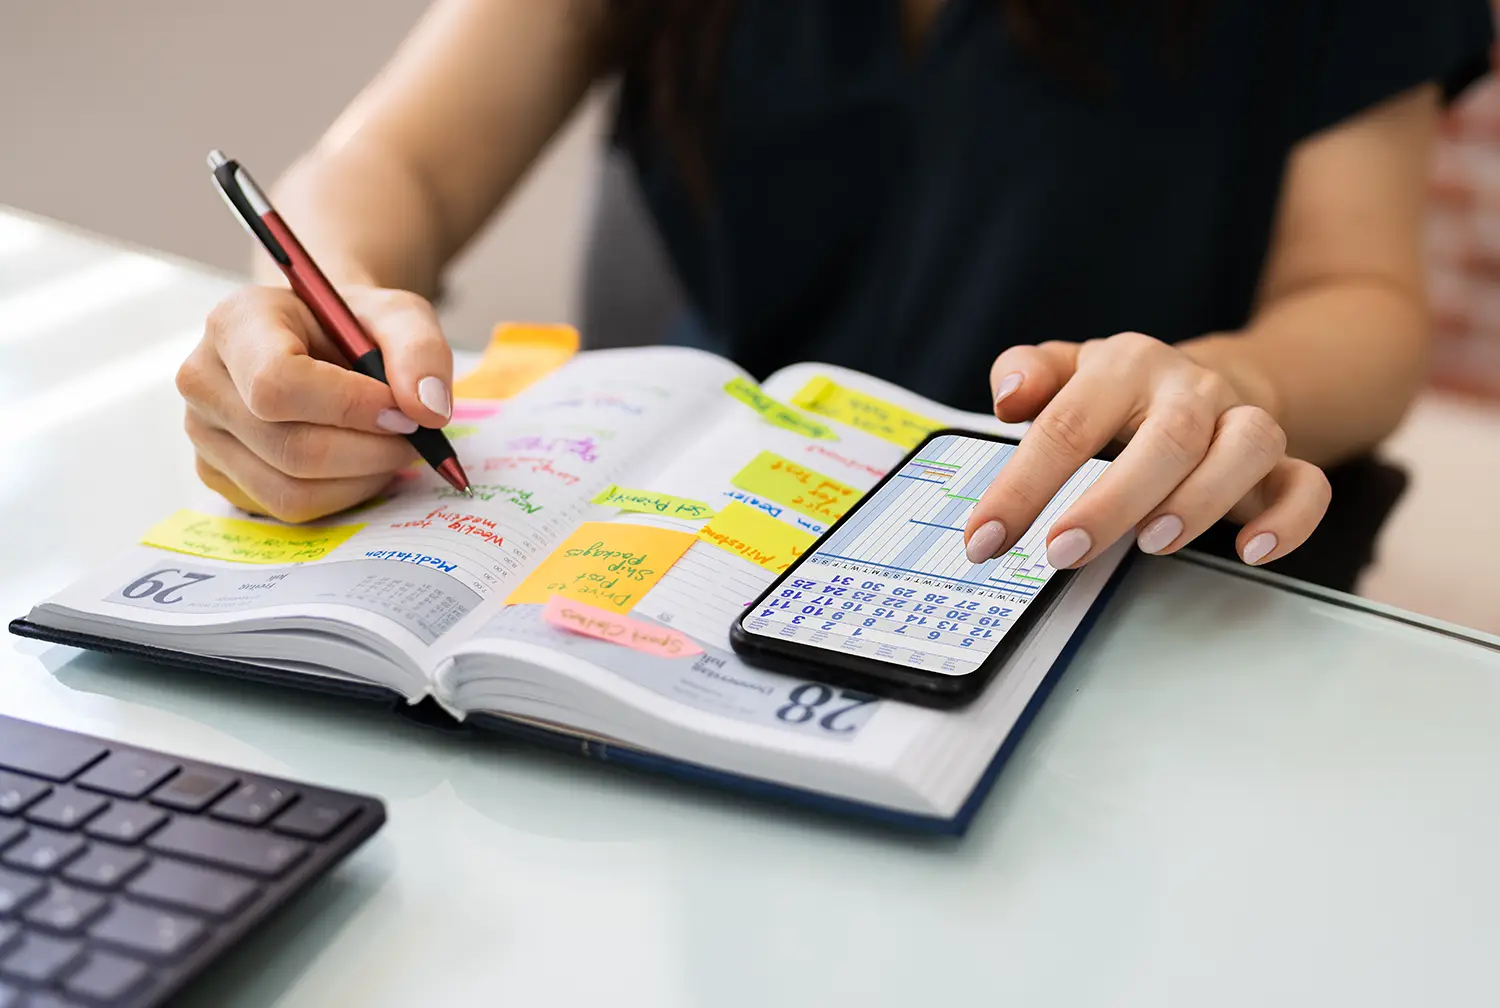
[993, 372, 1023, 408]
[1241, 531, 1277, 565]
[418, 377, 451, 420]
[1136, 514, 1183, 555]
[376, 409, 419, 434]
[1047, 527, 1092, 569]
[965, 520, 1007, 564]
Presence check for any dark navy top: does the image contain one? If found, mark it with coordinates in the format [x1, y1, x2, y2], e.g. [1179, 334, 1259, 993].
[616, 0, 1493, 413]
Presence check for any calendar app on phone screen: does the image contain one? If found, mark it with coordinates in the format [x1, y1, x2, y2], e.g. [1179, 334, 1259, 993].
[739, 433, 1111, 676]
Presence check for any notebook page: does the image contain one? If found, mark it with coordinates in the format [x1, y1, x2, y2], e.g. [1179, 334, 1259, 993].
[35, 348, 742, 663]
[449, 362, 1031, 772]
[633, 361, 1022, 653]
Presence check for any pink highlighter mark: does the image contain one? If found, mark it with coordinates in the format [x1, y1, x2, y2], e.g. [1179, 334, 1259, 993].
[451, 401, 504, 423]
[543, 595, 703, 659]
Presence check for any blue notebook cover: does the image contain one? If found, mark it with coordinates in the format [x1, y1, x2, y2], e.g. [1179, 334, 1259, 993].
[8, 555, 1130, 836]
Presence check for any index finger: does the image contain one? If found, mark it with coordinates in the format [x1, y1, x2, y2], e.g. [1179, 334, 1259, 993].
[209, 290, 405, 431]
[962, 376, 1132, 563]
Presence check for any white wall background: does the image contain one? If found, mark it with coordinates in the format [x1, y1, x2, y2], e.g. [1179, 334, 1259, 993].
[0, 0, 605, 350]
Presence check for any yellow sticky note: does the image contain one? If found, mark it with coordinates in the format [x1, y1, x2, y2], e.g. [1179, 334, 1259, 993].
[790, 375, 942, 450]
[697, 502, 815, 574]
[591, 485, 717, 521]
[506, 521, 697, 614]
[453, 322, 580, 399]
[731, 451, 862, 523]
[141, 510, 363, 564]
[724, 377, 838, 441]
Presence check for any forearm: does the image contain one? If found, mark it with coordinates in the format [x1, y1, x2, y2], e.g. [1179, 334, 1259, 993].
[1184, 280, 1429, 465]
[251, 0, 607, 295]
[256, 141, 450, 296]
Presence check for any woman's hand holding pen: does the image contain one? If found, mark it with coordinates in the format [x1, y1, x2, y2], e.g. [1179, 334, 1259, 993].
[963, 331, 1332, 570]
[178, 285, 454, 522]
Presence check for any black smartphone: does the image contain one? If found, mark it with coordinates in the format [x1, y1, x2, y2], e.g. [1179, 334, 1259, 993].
[729, 429, 1115, 709]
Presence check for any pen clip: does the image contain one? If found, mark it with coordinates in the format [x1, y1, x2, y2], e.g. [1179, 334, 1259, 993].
[207, 150, 291, 267]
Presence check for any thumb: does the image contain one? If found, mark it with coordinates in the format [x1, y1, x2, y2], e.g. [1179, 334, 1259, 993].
[352, 290, 454, 427]
[988, 342, 1080, 423]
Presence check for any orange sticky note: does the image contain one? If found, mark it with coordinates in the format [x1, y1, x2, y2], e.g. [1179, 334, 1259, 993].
[453, 322, 580, 399]
[543, 595, 702, 658]
[505, 521, 696, 614]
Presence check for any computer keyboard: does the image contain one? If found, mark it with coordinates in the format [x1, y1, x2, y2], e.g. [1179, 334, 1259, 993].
[0, 714, 386, 1007]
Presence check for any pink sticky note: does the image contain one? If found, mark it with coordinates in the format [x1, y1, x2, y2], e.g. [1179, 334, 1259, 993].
[543, 595, 703, 659]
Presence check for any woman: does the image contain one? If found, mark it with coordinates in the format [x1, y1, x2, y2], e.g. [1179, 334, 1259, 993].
[176, 0, 1493, 584]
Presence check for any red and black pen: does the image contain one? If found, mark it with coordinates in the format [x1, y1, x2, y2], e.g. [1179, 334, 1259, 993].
[206, 149, 472, 496]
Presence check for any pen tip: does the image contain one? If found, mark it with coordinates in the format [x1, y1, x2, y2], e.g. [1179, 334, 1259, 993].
[435, 457, 472, 497]
[206, 149, 229, 170]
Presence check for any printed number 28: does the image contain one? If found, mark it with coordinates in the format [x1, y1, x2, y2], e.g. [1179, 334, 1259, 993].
[122, 569, 215, 605]
[776, 684, 876, 733]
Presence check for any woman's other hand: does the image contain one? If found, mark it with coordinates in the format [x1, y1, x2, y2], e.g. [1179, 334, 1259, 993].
[963, 332, 1331, 570]
[177, 285, 453, 522]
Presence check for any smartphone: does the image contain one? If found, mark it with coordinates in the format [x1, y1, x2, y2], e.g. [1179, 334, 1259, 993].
[729, 430, 1115, 709]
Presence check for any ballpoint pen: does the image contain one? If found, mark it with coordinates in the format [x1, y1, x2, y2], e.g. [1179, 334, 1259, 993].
[206, 149, 472, 496]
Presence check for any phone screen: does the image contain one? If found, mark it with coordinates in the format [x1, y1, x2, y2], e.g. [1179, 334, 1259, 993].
[738, 432, 1111, 677]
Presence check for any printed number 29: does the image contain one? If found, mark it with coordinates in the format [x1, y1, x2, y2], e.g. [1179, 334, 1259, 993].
[122, 569, 215, 605]
[775, 684, 876, 733]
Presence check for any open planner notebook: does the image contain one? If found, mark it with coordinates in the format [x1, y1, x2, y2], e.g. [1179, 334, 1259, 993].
[12, 346, 1130, 834]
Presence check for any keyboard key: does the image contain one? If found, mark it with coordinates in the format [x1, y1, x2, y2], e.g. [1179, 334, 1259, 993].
[0, 772, 50, 815]
[0, 933, 83, 984]
[27, 994, 85, 1008]
[147, 819, 306, 878]
[75, 752, 178, 800]
[83, 802, 167, 845]
[0, 722, 106, 782]
[25, 788, 109, 830]
[61, 844, 148, 890]
[64, 950, 149, 1004]
[0, 821, 25, 852]
[23, 884, 107, 935]
[149, 771, 236, 812]
[0, 923, 17, 955]
[211, 782, 296, 826]
[272, 796, 358, 840]
[0, 868, 44, 914]
[127, 859, 259, 917]
[0, 982, 17, 1008]
[89, 901, 204, 960]
[1, 829, 85, 873]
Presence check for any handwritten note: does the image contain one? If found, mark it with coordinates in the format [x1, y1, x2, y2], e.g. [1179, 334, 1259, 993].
[543, 595, 702, 659]
[482, 456, 582, 486]
[438, 483, 542, 514]
[591, 485, 716, 521]
[141, 510, 363, 564]
[731, 451, 861, 524]
[790, 376, 941, 449]
[453, 322, 579, 399]
[505, 434, 600, 463]
[392, 507, 505, 549]
[697, 502, 815, 574]
[724, 378, 837, 441]
[804, 444, 888, 480]
[506, 522, 696, 613]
